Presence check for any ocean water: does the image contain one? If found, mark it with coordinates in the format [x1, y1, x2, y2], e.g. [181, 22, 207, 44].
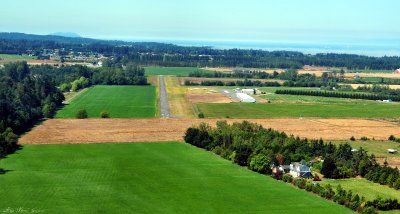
[127, 38, 400, 57]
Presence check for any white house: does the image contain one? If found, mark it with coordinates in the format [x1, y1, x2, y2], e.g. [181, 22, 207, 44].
[290, 161, 312, 178]
[236, 93, 256, 103]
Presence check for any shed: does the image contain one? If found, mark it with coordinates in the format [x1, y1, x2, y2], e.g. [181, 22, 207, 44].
[388, 149, 398, 154]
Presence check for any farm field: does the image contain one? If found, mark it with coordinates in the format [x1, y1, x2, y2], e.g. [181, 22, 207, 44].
[56, 85, 156, 118]
[331, 141, 400, 158]
[165, 76, 195, 117]
[0, 54, 36, 60]
[145, 67, 205, 76]
[19, 118, 400, 144]
[0, 143, 352, 214]
[197, 102, 400, 119]
[320, 178, 400, 202]
[258, 87, 377, 104]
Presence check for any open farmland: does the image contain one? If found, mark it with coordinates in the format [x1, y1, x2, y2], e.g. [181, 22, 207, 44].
[0, 143, 352, 214]
[320, 178, 400, 202]
[0, 54, 36, 60]
[145, 67, 205, 76]
[19, 118, 400, 144]
[197, 102, 400, 119]
[56, 85, 156, 118]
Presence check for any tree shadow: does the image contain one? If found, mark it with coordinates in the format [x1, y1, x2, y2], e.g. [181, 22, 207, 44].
[0, 168, 12, 175]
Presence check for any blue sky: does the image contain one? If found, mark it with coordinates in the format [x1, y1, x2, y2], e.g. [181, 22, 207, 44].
[1, 0, 399, 43]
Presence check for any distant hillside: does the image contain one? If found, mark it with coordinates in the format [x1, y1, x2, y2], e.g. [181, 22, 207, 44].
[49, 32, 81, 38]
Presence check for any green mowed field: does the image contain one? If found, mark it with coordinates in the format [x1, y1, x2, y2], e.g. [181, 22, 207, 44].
[320, 178, 400, 202]
[56, 85, 156, 118]
[145, 67, 205, 76]
[0, 54, 36, 60]
[197, 103, 400, 118]
[331, 141, 400, 158]
[0, 143, 351, 214]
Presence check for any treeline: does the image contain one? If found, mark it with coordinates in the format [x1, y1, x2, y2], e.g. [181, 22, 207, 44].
[188, 68, 341, 88]
[31, 63, 148, 93]
[0, 62, 64, 157]
[2, 33, 400, 69]
[188, 70, 278, 79]
[184, 121, 400, 212]
[184, 79, 281, 87]
[275, 89, 400, 102]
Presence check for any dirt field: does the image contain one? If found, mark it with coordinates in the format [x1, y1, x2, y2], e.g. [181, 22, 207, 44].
[186, 91, 232, 103]
[346, 84, 400, 90]
[345, 73, 400, 79]
[19, 118, 400, 145]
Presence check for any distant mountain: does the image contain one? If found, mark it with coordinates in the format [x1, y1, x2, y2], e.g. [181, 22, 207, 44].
[49, 32, 81, 38]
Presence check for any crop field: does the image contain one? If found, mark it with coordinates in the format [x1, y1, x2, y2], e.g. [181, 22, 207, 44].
[56, 85, 156, 118]
[0, 143, 351, 214]
[145, 67, 205, 76]
[0, 54, 36, 60]
[259, 87, 377, 104]
[320, 178, 400, 201]
[331, 141, 400, 158]
[19, 118, 400, 144]
[197, 103, 400, 119]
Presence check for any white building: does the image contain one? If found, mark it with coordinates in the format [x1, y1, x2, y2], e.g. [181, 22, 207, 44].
[236, 93, 256, 103]
[241, 89, 256, 95]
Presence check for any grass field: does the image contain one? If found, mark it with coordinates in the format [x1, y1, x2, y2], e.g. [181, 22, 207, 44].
[0, 54, 36, 60]
[320, 178, 400, 201]
[56, 85, 156, 118]
[145, 67, 205, 76]
[331, 141, 400, 158]
[0, 143, 351, 213]
[197, 103, 400, 119]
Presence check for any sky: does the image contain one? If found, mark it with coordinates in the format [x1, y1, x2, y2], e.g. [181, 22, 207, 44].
[1, 0, 399, 44]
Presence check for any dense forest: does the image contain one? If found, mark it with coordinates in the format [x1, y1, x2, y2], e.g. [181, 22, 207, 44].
[2, 33, 400, 70]
[0, 62, 64, 157]
[184, 121, 400, 212]
[0, 61, 148, 158]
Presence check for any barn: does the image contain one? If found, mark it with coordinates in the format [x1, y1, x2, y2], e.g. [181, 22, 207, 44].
[236, 93, 256, 103]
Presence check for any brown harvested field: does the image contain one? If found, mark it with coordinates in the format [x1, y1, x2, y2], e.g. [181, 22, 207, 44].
[19, 118, 400, 145]
[186, 92, 233, 103]
[345, 73, 400, 79]
[344, 83, 400, 90]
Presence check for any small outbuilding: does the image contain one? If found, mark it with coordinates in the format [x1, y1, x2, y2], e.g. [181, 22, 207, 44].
[388, 149, 398, 154]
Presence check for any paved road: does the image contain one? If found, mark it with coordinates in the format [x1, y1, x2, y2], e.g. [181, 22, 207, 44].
[159, 75, 171, 118]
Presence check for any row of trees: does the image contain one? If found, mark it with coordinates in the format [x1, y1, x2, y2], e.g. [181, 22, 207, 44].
[0, 62, 65, 157]
[183, 121, 400, 212]
[275, 89, 400, 101]
[188, 70, 278, 79]
[184, 80, 281, 87]
[2, 33, 400, 69]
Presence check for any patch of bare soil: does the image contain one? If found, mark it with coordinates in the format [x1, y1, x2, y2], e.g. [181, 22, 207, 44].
[19, 118, 400, 145]
[186, 93, 232, 104]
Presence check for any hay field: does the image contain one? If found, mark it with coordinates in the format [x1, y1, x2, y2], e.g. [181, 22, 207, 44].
[19, 118, 400, 145]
